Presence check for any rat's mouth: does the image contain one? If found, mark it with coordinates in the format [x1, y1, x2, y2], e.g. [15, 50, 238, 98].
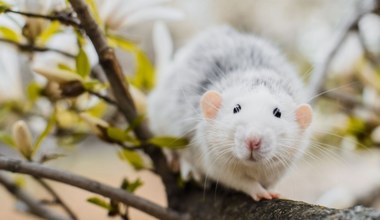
[244, 148, 272, 163]
[248, 152, 257, 161]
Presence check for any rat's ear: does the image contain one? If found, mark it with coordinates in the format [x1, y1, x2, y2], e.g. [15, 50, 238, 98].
[200, 90, 222, 119]
[295, 104, 313, 129]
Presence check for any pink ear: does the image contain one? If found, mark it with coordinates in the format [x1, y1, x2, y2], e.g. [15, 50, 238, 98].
[200, 90, 222, 119]
[296, 104, 313, 129]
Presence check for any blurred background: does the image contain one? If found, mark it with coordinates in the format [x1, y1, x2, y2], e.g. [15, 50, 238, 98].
[0, 0, 380, 219]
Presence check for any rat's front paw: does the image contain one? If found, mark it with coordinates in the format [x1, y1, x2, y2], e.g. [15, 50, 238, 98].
[251, 191, 280, 201]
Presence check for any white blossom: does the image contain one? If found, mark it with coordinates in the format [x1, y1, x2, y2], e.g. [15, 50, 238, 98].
[96, 0, 184, 31]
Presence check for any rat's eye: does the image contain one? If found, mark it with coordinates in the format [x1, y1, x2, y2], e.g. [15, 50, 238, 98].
[233, 104, 241, 114]
[273, 107, 281, 118]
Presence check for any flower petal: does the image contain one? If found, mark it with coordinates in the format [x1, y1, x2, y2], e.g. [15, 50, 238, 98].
[122, 0, 171, 15]
[153, 21, 173, 75]
[33, 64, 82, 83]
[120, 6, 184, 28]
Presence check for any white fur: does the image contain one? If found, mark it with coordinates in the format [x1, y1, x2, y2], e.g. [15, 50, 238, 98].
[148, 26, 311, 200]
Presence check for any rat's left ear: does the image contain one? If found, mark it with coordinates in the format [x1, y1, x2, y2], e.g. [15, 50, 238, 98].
[295, 104, 313, 129]
[200, 90, 222, 120]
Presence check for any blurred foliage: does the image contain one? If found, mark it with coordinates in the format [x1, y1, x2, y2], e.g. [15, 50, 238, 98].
[0, 0, 379, 218]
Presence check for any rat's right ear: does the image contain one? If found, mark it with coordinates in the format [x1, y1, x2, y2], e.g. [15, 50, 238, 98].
[295, 104, 313, 129]
[200, 90, 222, 119]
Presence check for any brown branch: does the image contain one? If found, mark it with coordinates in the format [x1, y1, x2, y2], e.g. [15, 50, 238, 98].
[0, 38, 75, 58]
[86, 89, 118, 106]
[322, 90, 380, 114]
[0, 172, 68, 220]
[0, 156, 185, 220]
[171, 183, 380, 220]
[67, 0, 180, 201]
[5, 9, 80, 27]
[356, 29, 380, 67]
[307, 0, 379, 102]
[34, 178, 78, 220]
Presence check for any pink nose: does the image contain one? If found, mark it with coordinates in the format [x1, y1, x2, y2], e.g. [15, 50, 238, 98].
[246, 138, 261, 151]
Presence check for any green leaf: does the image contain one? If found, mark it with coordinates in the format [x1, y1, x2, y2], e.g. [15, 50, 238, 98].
[37, 21, 62, 45]
[57, 133, 87, 147]
[14, 176, 26, 188]
[82, 80, 102, 90]
[0, 132, 15, 148]
[26, 82, 42, 103]
[76, 48, 91, 78]
[87, 197, 111, 210]
[132, 51, 155, 91]
[107, 35, 155, 91]
[118, 149, 144, 170]
[121, 178, 143, 193]
[85, 0, 103, 27]
[0, 6, 8, 14]
[33, 113, 56, 154]
[0, 26, 20, 42]
[106, 127, 140, 145]
[86, 100, 106, 117]
[57, 63, 75, 72]
[125, 114, 145, 133]
[107, 127, 127, 142]
[39, 153, 66, 164]
[0, 1, 9, 14]
[148, 136, 189, 149]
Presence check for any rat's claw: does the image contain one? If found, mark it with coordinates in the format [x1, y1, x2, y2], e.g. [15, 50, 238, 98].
[252, 191, 280, 201]
[269, 192, 280, 199]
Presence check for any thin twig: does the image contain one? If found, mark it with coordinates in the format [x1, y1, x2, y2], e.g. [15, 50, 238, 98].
[5, 9, 80, 27]
[0, 38, 75, 58]
[307, 0, 379, 101]
[356, 29, 380, 67]
[322, 90, 380, 114]
[86, 89, 118, 106]
[0, 172, 68, 220]
[34, 178, 78, 220]
[0, 156, 185, 220]
[67, 0, 180, 201]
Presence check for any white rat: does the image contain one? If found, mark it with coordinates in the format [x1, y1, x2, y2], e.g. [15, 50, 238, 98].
[148, 26, 313, 201]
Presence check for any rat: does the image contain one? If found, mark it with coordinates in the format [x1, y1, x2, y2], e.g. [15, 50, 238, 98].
[148, 26, 313, 201]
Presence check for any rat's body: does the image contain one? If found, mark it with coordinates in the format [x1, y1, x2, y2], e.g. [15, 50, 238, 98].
[148, 26, 313, 200]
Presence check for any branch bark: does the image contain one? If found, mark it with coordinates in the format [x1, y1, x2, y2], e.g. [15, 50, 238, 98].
[0, 172, 68, 220]
[0, 38, 75, 58]
[322, 90, 380, 114]
[0, 157, 185, 220]
[4, 9, 80, 27]
[171, 184, 380, 220]
[34, 178, 77, 220]
[67, 0, 180, 200]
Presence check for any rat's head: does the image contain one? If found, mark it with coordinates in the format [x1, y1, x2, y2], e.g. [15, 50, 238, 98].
[199, 86, 312, 165]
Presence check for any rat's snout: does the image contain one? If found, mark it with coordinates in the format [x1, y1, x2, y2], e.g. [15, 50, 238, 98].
[245, 138, 261, 151]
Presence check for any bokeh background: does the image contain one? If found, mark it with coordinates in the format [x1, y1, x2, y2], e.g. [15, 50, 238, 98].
[0, 0, 380, 219]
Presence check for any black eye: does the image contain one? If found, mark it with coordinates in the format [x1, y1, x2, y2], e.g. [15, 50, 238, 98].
[273, 107, 281, 118]
[233, 104, 241, 114]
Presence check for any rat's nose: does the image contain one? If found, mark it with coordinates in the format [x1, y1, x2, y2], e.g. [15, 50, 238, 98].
[246, 138, 261, 151]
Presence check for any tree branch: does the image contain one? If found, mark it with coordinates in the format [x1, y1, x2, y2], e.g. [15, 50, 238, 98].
[322, 90, 380, 114]
[356, 29, 380, 67]
[0, 172, 68, 220]
[0, 38, 75, 58]
[171, 184, 380, 220]
[67, 0, 180, 200]
[4, 9, 80, 27]
[34, 178, 78, 220]
[86, 89, 118, 106]
[0, 157, 185, 220]
[307, 0, 379, 101]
